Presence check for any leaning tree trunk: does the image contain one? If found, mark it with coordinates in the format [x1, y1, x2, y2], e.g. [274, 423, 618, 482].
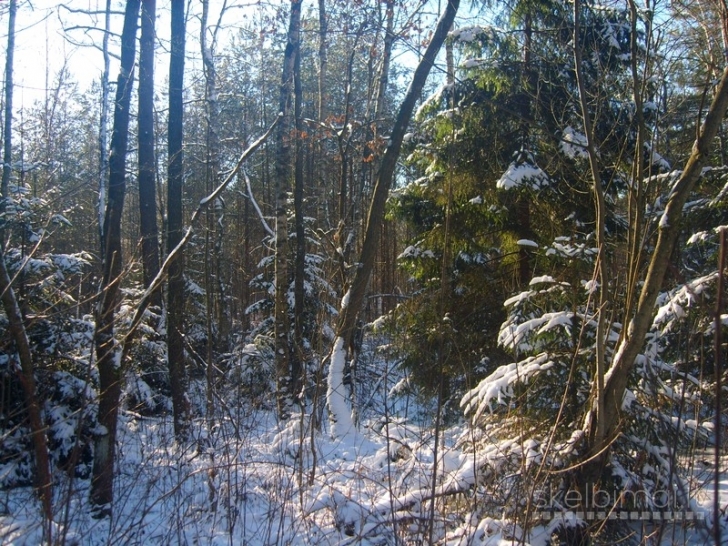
[91, 0, 140, 517]
[0, 249, 53, 530]
[167, 0, 189, 441]
[327, 0, 460, 439]
[0, 3, 53, 518]
[585, 64, 728, 467]
[138, 0, 161, 308]
[274, 0, 302, 420]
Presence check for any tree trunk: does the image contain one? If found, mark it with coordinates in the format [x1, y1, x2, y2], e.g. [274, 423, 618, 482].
[292, 25, 305, 401]
[373, 0, 395, 138]
[138, 0, 161, 308]
[572, 0, 609, 453]
[328, 0, 460, 438]
[317, 0, 327, 126]
[200, 0, 227, 421]
[586, 63, 728, 464]
[167, 0, 189, 441]
[0, 249, 53, 530]
[98, 0, 112, 246]
[1, 0, 16, 202]
[0, 4, 52, 522]
[91, 0, 140, 516]
[274, 0, 302, 420]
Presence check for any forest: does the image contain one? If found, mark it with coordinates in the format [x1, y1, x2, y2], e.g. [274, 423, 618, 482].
[0, 0, 727, 543]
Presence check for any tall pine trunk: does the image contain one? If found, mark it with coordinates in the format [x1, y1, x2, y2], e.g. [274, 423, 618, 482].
[167, 0, 189, 441]
[138, 0, 161, 308]
[1, 0, 15, 201]
[292, 29, 305, 401]
[91, 0, 140, 516]
[200, 0, 224, 421]
[274, 0, 302, 420]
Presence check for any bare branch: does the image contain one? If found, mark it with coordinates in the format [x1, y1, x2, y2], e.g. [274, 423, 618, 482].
[119, 115, 281, 359]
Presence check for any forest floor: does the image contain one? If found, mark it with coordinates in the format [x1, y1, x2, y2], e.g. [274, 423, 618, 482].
[0, 338, 727, 545]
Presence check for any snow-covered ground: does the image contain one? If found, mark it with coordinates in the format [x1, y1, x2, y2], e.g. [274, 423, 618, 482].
[1, 408, 727, 544]
[0, 336, 726, 545]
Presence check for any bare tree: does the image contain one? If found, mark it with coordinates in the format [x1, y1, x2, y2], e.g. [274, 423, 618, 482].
[167, 0, 189, 441]
[327, 0, 460, 439]
[91, 0, 140, 516]
[274, 0, 302, 420]
[0, 5, 52, 529]
[138, 0, 161, 307]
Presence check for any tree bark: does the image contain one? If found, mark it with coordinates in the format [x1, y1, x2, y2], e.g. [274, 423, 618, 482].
[334, 0, 460, 353]
[373, 0, 395, 138]
[138, 0, 161, 308]
[167, 0, 189, 441]
[292, 21, 306, 401]
[328, 0, 459, 437]
[1, 0, 16, 202]
[0, 249, 53, 529]
[91, 0, 140, 516]
[274, 0, 302, 420]
[586, 64, 728, 458]
[98, 0, 112, 247]
[317, 0, 328, 126]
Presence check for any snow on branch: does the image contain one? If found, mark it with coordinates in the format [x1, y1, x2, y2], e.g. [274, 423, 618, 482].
[496, 152, 551, 190]
[460, 354, 555, 421]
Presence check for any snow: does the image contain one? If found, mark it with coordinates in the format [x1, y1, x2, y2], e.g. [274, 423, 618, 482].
[653, 273, 717, 330]
[517, 239, 539, 248]
[497, 160, 550, 190]
[582, 279, 599, 294]
[659, 211, 669, 228]
[461, 354, 555, 420]
[449, 25, 486, 43]
[646, 142, 671, 171]
[0, 356, 725, 545]
[340, 289, 351, 310]
[460, 58, 487, 69]
[398, 244, 437, 260]
[559, 127, 589, 160]
[529, 275, 555, 285]
[327, 337, 356, 440]
[415, 83, 451, 120]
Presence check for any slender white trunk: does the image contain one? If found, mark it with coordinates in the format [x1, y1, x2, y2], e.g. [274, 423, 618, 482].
[327, 336, 355, 439]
